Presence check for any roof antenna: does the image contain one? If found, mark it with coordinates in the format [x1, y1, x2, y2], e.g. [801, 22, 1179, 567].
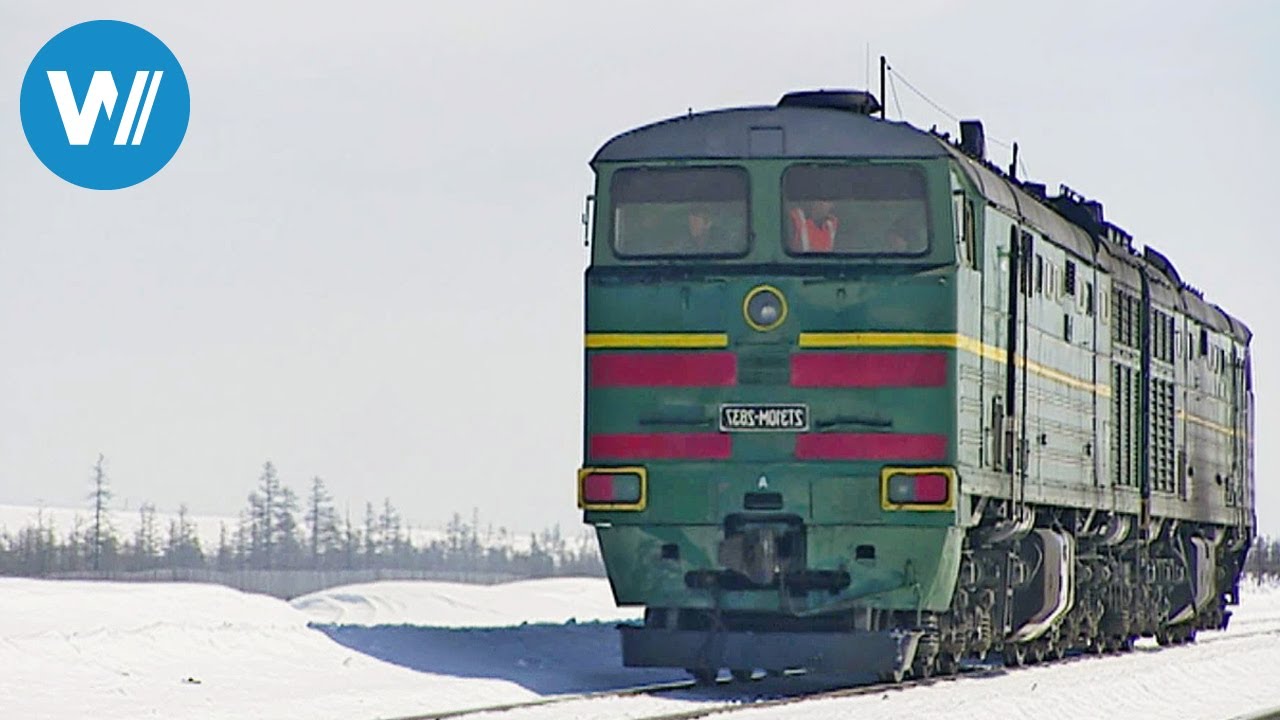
[1009, 142, 1019, 180]
[879, 56, 887, 119]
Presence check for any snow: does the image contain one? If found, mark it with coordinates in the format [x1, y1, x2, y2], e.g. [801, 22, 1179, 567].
[733, 582, 1280, 720]
[3, 575, 1280, 720]
[0, 578, 534, 720]
[291, 577, 639, 627]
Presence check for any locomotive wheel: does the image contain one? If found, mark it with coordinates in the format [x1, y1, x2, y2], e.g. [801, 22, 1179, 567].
[1048, 637, 1068, 661]
[911, 655, 935, 679]
[879, 667, 907, 683]
[687, 668, 718, 685]
[936, 653, 961, 676]
[1002, 644, 1027, 667]
[730, 669, 755, 682]
[1027, 641, 1046, 665]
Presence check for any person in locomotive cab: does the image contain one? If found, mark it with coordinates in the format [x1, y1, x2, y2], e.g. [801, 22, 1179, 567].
[882, 209, 925, 252]
[685, 203, 729, 251]
[787, 199, 839, 253]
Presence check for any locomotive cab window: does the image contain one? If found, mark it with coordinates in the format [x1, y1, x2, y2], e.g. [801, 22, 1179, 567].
[782, 164, 929, 256]
[610, 167, 749, 258]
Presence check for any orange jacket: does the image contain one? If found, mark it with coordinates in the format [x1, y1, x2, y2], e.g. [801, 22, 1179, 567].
[788, 207, 837, 252]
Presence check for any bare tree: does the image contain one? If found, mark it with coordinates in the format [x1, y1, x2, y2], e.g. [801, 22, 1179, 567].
[342, 507, 359, 570]
[379, 497, 402, 556]
[363, 501, 379, 565]
[165, 504, 203, 567]
[305, 476, 338, 566]
[248, 461, 283, 568]
[216, 521, 234, 570]
[133, 502, 159, 568]
[86, 454, 112, 570]
[274, 485, 302, 567]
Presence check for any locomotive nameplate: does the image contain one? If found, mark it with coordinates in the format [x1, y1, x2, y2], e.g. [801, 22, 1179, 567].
[719, 404, 809, 432]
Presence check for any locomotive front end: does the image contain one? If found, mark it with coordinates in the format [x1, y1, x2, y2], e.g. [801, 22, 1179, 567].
[580, 93, 968, 679]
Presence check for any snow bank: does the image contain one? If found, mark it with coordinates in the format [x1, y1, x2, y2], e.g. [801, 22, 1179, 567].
[5, 576, 1280, 720]
[290, 576, 641, 627]
[0, 577, 539, 720]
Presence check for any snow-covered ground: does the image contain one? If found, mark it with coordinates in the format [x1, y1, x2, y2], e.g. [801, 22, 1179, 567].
[730, 584, 1280, 720]
[3, 575, 1279, 720]
[292, 577, 638, 627]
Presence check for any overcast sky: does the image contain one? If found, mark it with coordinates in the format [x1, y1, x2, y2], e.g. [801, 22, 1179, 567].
[1, 1, 1276, 538]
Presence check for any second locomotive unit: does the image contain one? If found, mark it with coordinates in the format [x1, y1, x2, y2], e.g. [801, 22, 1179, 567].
[578, 90, 1254, 680]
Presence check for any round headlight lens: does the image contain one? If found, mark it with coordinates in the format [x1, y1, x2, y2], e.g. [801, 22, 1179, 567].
[745, 286, 787, 331]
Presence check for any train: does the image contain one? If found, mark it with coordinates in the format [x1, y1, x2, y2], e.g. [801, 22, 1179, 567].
[578, 88, 1254, 681]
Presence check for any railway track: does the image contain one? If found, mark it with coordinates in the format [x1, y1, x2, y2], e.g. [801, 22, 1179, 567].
[1234, 707, 1280, 720]
[391, 677, 699, 720]
[389, 665, 1004, 720]
[585, 667, 1008, 720]
[386, 619, 1280, 720]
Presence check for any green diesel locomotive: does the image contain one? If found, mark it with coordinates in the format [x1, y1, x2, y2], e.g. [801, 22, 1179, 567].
[579, 90, 1254, 681]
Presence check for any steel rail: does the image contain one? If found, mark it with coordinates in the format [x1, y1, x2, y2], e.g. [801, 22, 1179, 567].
[1232, 707, 1280, 720]
[382, 667, 998, 720]
[380, 622, 1274, 720]
[384, 677, 700, 720]
[596, 667, 1007, 720]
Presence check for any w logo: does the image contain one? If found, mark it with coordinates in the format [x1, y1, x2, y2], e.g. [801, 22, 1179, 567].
[20, 21, 190, 190]
[48, 70, 165, 146]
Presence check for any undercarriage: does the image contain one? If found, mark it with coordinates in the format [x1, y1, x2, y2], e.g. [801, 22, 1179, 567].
[621, 502, 1248, 682]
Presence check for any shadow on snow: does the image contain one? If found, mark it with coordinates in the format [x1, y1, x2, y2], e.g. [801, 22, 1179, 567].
[311, 621, 689, 694]
[309, 621, 962, 698]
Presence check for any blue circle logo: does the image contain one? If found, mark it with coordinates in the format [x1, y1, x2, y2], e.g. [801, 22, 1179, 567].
[20, 20, 190, 190]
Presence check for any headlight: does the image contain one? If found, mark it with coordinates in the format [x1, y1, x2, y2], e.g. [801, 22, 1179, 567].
[744, 285, 787, 331]
[578, 467, 647, 510]
[881, 467, 955, 510]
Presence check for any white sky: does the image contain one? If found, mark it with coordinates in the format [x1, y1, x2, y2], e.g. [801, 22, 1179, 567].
[0, 1, 1276, 537]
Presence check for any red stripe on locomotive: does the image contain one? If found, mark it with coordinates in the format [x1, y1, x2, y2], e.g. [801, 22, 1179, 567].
[790, 352, 947, 387]
[590, 352, 737, 387]
[589, 433, 732, 460]
[795, 433, 947, 461]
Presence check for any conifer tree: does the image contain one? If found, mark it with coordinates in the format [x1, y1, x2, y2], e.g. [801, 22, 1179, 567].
[134, 502, 159, 568]
[305, 476, 339, 566]
[275, 485, 302, 567]
[86, 454, 112, 570]
[248, 461, 283, 568]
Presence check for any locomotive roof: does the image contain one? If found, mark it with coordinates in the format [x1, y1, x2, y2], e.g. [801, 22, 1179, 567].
[592, 106, 950, 163]
[592, 102, 1250, 345]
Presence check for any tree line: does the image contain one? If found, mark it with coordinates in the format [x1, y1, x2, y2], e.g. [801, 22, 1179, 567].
[1243, 536, 1280, 581]
[0, 457, 602, 578]
[8, 456, 1276, 586]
